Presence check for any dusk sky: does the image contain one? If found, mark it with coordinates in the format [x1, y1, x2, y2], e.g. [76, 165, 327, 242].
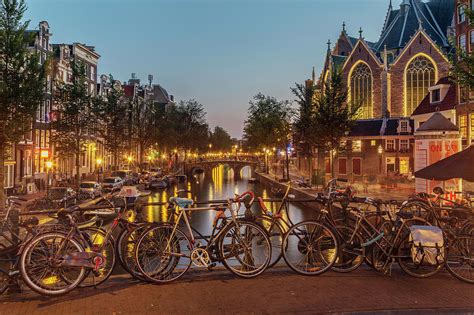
[26, 0, 389, 138]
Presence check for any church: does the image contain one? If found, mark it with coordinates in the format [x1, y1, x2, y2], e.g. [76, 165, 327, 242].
[312, 0, 456, 182]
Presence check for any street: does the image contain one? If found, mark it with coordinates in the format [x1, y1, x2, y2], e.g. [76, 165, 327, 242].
[1, 267, 472, 314]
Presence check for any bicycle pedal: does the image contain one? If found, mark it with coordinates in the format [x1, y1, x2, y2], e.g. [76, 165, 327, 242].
[207, 263, 216, 271]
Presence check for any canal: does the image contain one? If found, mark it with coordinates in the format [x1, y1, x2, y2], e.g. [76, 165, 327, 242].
[141, 164, 319, 236]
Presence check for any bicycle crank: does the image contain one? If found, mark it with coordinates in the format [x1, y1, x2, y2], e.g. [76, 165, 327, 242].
[191, 248, 211, 268]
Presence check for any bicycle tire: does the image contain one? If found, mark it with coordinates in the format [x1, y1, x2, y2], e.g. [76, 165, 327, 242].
[282, 220, 338, 276]
[445, 224, 474, 284]
[332, 225, 365, 273]
[135, 224, 192, 284]
[219, 220, 272, 278]
[116, 223, 150, 282]
[20, 232, 87, 296]
[253, 215, 285, 268]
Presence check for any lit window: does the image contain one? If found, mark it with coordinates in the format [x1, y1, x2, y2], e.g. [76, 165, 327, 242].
[352, 140, 362, 152]
[386, 157, 396, 173]
[405, 55, 436, 116]
[459, 115, 468, 139]
[400, 139, 409, 151]
[386, 139, 395, 151]
[370, 140, 376, 146]
[399, 158, 409, 174]
[350, 63, 373, 119]
[459, 34, 467, 52]
[471, 114, 474, 142]
[458, 5, 466, 23]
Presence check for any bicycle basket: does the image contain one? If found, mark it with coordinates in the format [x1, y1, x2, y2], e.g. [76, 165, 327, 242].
[409, 225, 445, 266]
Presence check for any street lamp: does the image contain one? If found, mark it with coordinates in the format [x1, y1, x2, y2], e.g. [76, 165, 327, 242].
[127, 155, 133, 169]
[377, 144, 383, 175]
[96, 158, 102, 182]
[45, 161, 53, 196]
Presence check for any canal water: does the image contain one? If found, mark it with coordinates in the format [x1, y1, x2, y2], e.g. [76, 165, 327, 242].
[141, 165, 319, 236]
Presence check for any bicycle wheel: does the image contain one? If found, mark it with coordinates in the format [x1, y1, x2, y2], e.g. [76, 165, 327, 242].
[135, 224, 191, 283]
[79, 227, 116, 288]
[445, 225, 474, 284]
[20, 232, 87, 296]
[116, 224, 150, 281]
[254, 215, 285, 268]
[0, 253, 12, 294]
[219, 220, 271, 278]
[332, 225, 365, 273]
[282, 221, 338, 276]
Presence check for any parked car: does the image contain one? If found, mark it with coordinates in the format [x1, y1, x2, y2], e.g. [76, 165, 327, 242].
[102, 177, 124, 192]
[111, 170, 132, 181]
[78, 181, 102, 200]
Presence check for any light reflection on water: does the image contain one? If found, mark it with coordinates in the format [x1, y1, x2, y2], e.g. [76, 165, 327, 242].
[142, 165, 316, 236]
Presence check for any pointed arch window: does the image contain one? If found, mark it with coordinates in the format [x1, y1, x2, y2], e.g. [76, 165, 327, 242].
[405, 55, 436, 116]
[350, 63, 373, 119]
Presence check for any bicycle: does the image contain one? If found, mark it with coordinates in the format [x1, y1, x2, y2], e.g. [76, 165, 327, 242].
[134, 194, 272, 283]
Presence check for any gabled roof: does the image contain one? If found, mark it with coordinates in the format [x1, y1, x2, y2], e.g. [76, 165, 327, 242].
[150, 84, 172, 104]
[375, 0, 454, 51]
[416, 112, 458, 132]
[412, 77, 456, 116]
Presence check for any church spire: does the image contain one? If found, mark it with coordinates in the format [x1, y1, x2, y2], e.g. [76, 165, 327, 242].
[359, 27, 363, 39]
[326, 39, 331, 53]
[342, 21, 346, 34]
[312, 66, 315, 82]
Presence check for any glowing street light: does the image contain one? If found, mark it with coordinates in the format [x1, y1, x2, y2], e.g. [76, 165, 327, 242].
[46, 161, 53, 195]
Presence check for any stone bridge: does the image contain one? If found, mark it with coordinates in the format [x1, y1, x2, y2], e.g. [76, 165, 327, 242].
[183, 159, 259, 178]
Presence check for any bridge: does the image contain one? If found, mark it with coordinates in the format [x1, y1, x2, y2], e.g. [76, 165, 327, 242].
[183, 159, 259, 178]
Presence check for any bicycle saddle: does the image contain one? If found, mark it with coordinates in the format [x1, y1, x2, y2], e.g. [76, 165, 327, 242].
[170, 197, 193, 208]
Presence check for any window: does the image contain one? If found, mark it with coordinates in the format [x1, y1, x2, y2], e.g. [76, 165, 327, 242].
[471, 114, 474, 142]
[400, 120, 409, 133]
[399, 158, 409, 175]
[370, 140, 376, 146]
[3, 165, 14, 188]
[386, 139, 395, 151]
[386, 157, 396, 173]
[325, 158, 331, 174]
[459, 34, 467, 52]
[459, 115, 468, 140]
[470, 31, 474, 51]
[458, 5, 466, 23]
[400, 139, 409, 151]
[431, 89, 440, 103]
[352, 140, 362, 152]
[352, 158, 361, 175]
[350, 62, 373, 119]
[338, 158, 347, 175]
[405, 55, 436, 116]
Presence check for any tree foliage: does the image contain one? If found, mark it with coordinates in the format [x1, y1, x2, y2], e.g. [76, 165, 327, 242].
[450, 8, 474, 90]
[243, 93, 293, 150]
[209, 126, 232, 151]
[0, 0, 45, 204]
[51, 61, 95, 183]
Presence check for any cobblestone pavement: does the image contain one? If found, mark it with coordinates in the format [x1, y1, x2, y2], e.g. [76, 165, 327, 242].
[0, 267, 472, 314]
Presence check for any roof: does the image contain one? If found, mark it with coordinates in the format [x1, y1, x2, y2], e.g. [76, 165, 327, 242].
[412, 77, 456, 116]
[150, 84, 172, 104]
[331, 55, 347, 69]
[416, 112, 459, 132]
[349, 120, 383, 137]
[375, 0, 454, 51]
[349, 118, 414, 137]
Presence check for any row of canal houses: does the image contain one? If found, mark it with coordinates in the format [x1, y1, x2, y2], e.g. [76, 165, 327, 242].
[3, 21, 175, 194]
[297, 0, 474, 195]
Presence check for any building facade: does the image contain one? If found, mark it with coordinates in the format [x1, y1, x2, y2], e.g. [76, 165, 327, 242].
[309, 0, 455, 181]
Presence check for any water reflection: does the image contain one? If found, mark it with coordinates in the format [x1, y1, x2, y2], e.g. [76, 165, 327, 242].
[142, 165, 316, 236]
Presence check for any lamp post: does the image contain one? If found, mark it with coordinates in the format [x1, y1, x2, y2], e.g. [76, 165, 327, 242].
[96, 158, 102, 182]
[45, 161, 53, 196]
[377, 144, 383, 175]
[127, 155, 133, 170]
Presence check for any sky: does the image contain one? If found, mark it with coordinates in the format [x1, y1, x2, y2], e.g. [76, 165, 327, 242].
[26, 0, 390, 138]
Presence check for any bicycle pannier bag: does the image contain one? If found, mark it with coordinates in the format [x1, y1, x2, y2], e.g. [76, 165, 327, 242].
[409, 225, 444, 266]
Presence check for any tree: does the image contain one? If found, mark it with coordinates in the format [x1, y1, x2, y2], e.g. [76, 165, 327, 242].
[93, 76, 128, 169]
[51, 61, 95, 186]
[243, 93, 293, 176]
[312, 68, 359, 179]
[0, 0, 45, 206]
[209, 126, 232, 151]
[450, 8, 474, 93]
[292, 80, 318, 183]
[175, 99, 210, 154]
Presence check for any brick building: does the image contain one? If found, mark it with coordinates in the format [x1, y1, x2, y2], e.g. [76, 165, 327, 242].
[304, 0, 455, 181]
